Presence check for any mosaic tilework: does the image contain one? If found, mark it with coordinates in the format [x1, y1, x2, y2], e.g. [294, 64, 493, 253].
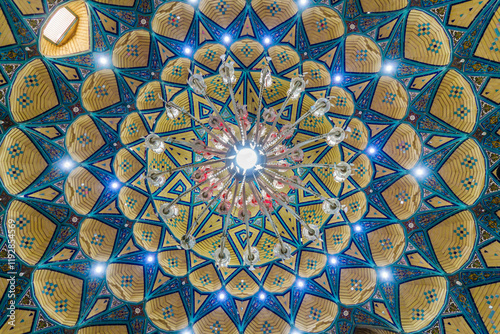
[162, 304, 174, 319]
[268, 1, 281, 16]
[411, 308, 424, 321]
[17, 93, 33, 108]
[272, 275, 285, 287]
[20, 236, 35, 249]
[24, 74, 38, 87]
[7, 143, 23, 158]
[94, 85, 108, 98]
[350, 279, 362, 291]
[121, 275, 133, 287]
[55, 299, 68, 313]
[461, 176, 478, 190]
[91, 234, 105, 246]
[309, 307, 322, 321]
[424, 289, 438, 303]
[126, 44, 139, 56]
[427, 39, 443, 53]
[454, 105, 470, 119]
[14, 215, 29, 230]
[6, 165, 23, 179]
[448, 246, 462, 259]
[42, 282, 58, 296]
[453, 224, 469, 239]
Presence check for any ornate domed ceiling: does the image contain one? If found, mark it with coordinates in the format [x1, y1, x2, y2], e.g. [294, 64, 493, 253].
[0, 0, 499, 333]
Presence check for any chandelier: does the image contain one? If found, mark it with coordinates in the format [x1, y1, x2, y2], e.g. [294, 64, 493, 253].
[144, 56, 352, 269]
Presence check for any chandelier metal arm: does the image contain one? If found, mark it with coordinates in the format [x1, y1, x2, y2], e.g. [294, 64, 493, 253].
[155, 136, 227, 155]
[264, 163, 337, 170]
[262, 169, 326, 201]
[260, 94, 292, 146]
[252, 65, 270, 143]
[266, 133, 329, 161]
[203, 94, 239, 144]
[220, 181, 239, 252]
[228, 82, 247, 144]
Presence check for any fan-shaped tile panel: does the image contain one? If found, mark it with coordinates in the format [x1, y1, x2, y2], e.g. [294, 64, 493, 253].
[474, 6, 500, 63]
[269, 45, 300, 73]
[77, 326, 129, 334]
[0, 7, 16, 47]
[298, 250, 327, 277]
[9, 59, 59, 122]
[399, 276, 447, 332]
[33, 269, 83, 326]
[226, 269, 259, 298]
[342, 191, 367, 223]
[343, 118, 369, 150]
[112, 29, 151, 69]
[345, 34, 382, 73]
[7, 200, 57, 266]
[339, 267, 377, 305]
[245, 308, 290, 334]
[295, 294, 338, 333]
[470, 282, 500, 334]
[199, 0, 245, 29]
[428, 210, 476, 273]
[133, 222, 162, 251]
[113, 148, 143, 183]
[137, 81, 163, 111]
[79, 218, 117, 262]
[382, 124, 422, 169]
[404, 9, 451, 66]
[303, 61, 331, 88]
[81, 69, 121, 112]
[161, 57, 191, 85]
[66, 115, 105, 162]
[438, 139, 485, 205]
[230, 39, 264, 68]
[350, 154, 373, 188]
[145, 292, 189, 331]
[91, 0, 135, 6]
[0, 128, 48, 195]
[328, 87, 355, 116]
[194, 43, 226, 71]
[193, 307, 238, 334]
[189, 263, 222, 292]
[381, 174, 421, 220]
[120, 112, 148, 145]
[152, 2, 194, 41]
[106, 263, 145, 303]
[158, 249, 188, 276]
[0, 308, 36, 333]
[324, 224, 351, 254]
[367, 223, 406, 266]
[302, 6, 344, 45]
[65, 167, 104, 215]
[252, 0, 298, 30]
[359, 0, 407, 13]
[118, 186, 148, 219]
[39, 1, 90, 57]
[429, 70, 477, 133]
[263, 264, 296, 293]
[370, 76, 408, 120]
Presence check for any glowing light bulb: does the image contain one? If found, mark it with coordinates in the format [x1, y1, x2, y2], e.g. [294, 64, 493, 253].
[94, 264, 105, 274]
[334, 75, 342, 83]
[368, 147, 376, 154]
[264, 37, 271, 45]
[330, 257, 337, 264]
[99, 56, 108, 65]
[380, 270, 390, 279]
[223, 35, 231, 44]
[111, 182, 120, 189]
[184, 47, 192, 55]
[218, 292, 226, 300]
[297, 280, 304, 288]
[300, 0, 308, 5]
[414, 167, 425, 176]
[355, 225, 362, 232]
[147, 255, 154, 263]
[259, 292, 266, 300]
[384, 64, 394, 73]
[236, 148, 258, 170]
[63, 160, 74, 169]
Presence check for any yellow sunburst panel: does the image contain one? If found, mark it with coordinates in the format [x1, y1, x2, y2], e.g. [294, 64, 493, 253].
[226, 269, 260, 298]
[350, 154, 372, 188]
[481, 77, 500, 103]
[301, 6, 344, 45]
[0, 308, 36, 333]
[263, 264, 296, 293]
[303, 61, 331, 88]
[0, 7, 16, 47]
[65, 115, 105, 162]
[189, 263, 222, 292]
[39, 0, 91, 57]
[204, 72, 243, 103]
[298, 250, 327, 277]
[359, 0, 407, 13]
[158, 249, 188, 276]
[295, 293, 338, 333]
[342, 191, 367, 223]
[81, 69, 121, 112]
[33, 269, 83, 326]
[438, 139, 485, 205]
[91, 0, 135, 6]
[9, 59, 59, 123]
[404, 9, 452, 66]
[193, 43, 227, 71]
[298, 95, 334, 135]
[79, 218, 117, 262]
[268, 45, 300, 73]
[136, 81, 164, 111]
[231, 39, 264, 68]
[382, 123, 422, 170]
[442, 315, 476, 334]
[367, 223, 406, 266]
[199, 0, 245, 29]
[343, 117, 369, 150]
[106, 263, 145, 302]
[77, 325, 130, 334]
[370, 76, 408, 120]
[118, 186, 148, 219]
[113, 148, 144, 183]
[0, 128, 48, 195]
[133, 222, 162, 251]
[345, 34, 382, 73]
[399, 276, 447, 332]
[339, 267, 377, 305]
[480, 241, 500, 267]
[324, 224, 350, 254]
[193, 307, 238, 334]
[145, 292, 189, 331]
[448, 0, 490, 28]
[245, 308, 290, 334]
[65, 167, 104, 215]
[194, 234, 238, 266]
[381, 174, 421, 220]
[474, 5, 500, 63]
[162, 58, 192, 87]
[7, 200, 56, 265]
[428, 210, 476, 273]
[152, 2, 194, 41]
[154, 201, 189, 240]
[328, 87, 355, 116]
[252, 0, 297, 30]
[429, 70, 477, 133]
[471, 281, 500, 333]
[120, 112, 148, 145]
[249, 72, 291, 105]
[112, 29, 150, 68]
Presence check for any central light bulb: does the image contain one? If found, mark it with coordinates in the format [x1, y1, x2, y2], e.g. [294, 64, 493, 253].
[236, 148, 258, 170]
